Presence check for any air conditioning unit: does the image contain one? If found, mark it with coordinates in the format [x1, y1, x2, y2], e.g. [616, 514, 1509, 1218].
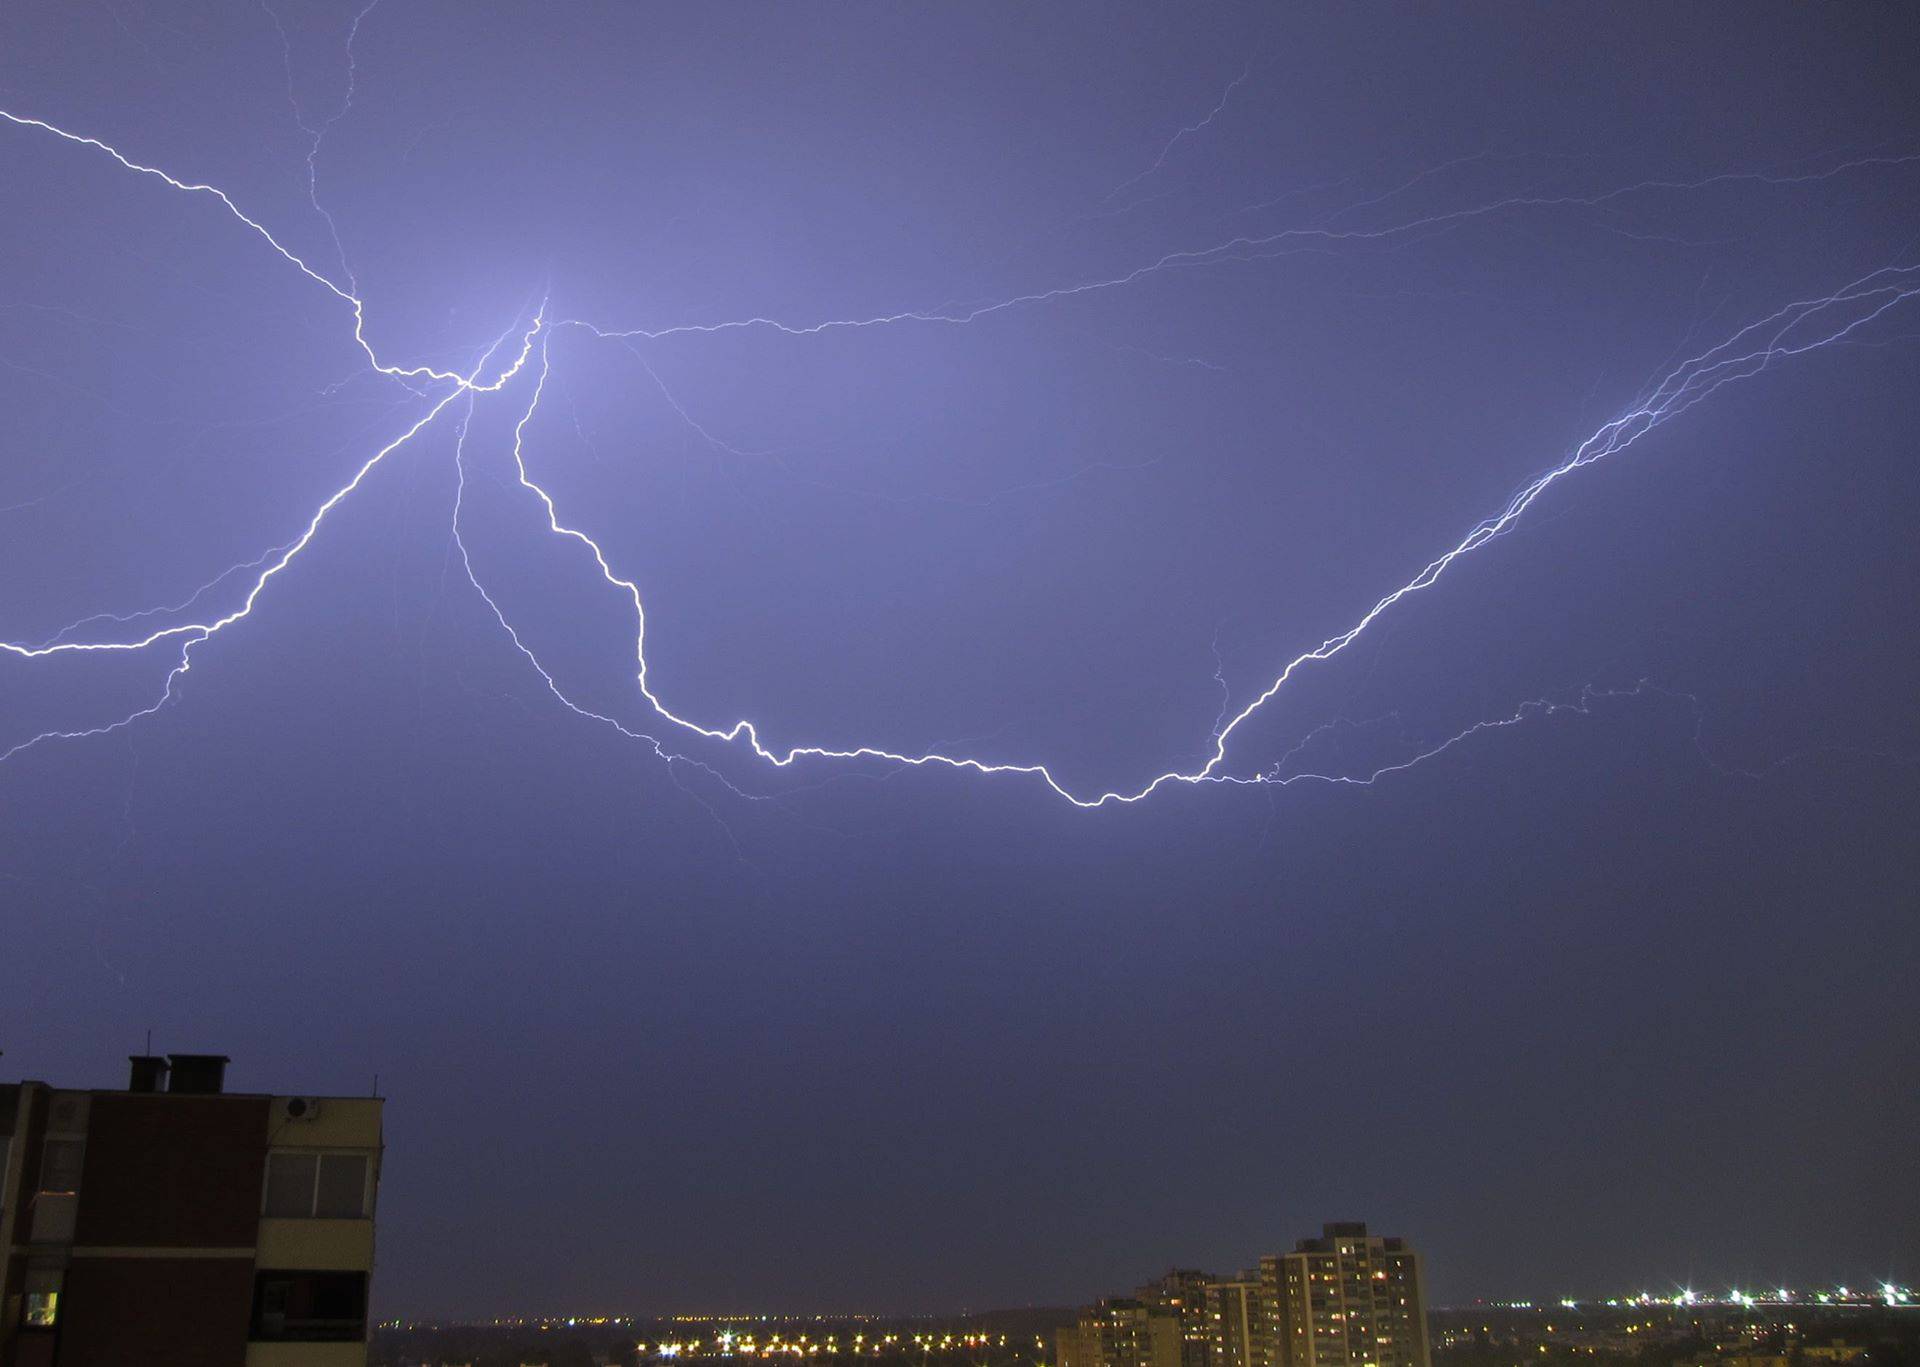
[280, 1096, 323, 1122]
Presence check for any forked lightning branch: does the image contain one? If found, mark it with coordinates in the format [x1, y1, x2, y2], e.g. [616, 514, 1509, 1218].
[2, 108, 1917, 802]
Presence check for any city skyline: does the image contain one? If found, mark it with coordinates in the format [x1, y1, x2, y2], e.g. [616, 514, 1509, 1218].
[356, 1267, 1920, 1322]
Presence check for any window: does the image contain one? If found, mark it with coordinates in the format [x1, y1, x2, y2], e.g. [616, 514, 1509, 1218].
[316, 1153, 369, 1216]
[264, 1153, 319, 1215]
[263, 1151, 371, 1218]
[39, 1139, 84, 1194]
[24, 1268, 63, 1327]
[250, 1270, 368, 1342]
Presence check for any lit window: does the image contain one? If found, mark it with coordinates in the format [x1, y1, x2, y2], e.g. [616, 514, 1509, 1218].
[24, 1268, 63, 1327]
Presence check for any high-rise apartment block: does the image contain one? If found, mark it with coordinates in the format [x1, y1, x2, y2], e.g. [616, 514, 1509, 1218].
[1058, 1299, 1184, 1367]
[1267, 1223, 1429, 1367]
[1205, 1273, 1270, 1367]
[1133, 1269, 1215, 1367]
[1, 1054, 383, 1366]
[1064, 1224, 1429, 1367]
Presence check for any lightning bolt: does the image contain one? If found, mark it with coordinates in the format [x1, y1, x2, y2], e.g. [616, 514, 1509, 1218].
[484, 266, 1916, 806]
[2, 105, 1916, 805]
[261, 0, 385, 287]
[1099, 62, 1255, 208]
[0, 107, 463, 387]
[575, 152, 1920, 344]
[0, 332, 535, 764]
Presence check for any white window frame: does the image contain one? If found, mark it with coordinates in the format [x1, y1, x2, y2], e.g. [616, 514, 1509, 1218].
[262, 1149, 374, 1219]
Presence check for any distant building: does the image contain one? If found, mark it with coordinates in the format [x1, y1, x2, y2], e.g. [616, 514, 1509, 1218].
[1268, 1224, 1429, 1367]
[1134, 1269, 1216, 1367]
[0, 1053, 383, 1366]
[1205, 1272, 1270, 1367]
[1058, 1299, 1185, 1367]
[1065, 1224, 1428, 1367]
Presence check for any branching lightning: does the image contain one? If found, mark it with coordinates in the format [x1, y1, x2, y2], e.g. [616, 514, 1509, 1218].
[261, 0, 385, 287]
[1099, 62, 1254, 208]
[2, 94, 1917, 804]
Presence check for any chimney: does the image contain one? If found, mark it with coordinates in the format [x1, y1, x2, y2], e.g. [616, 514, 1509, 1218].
[166, 1054, 230, 1095]
[128, 1055, 170, 1093]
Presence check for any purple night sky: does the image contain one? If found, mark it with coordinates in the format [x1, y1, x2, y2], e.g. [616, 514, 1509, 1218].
[2, 1, 1916, 1317]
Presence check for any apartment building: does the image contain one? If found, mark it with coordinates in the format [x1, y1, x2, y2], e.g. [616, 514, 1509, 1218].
[0, 1054, 383, 1367]
[1267, 1223, 1429, 1367]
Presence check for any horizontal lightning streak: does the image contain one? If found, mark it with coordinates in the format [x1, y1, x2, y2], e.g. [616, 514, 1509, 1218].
[575, 152, 1920, 344]
[1240, 684, 1677, 789]
[3, 106, 1917, 804]
[486, 270, 1918, 805]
